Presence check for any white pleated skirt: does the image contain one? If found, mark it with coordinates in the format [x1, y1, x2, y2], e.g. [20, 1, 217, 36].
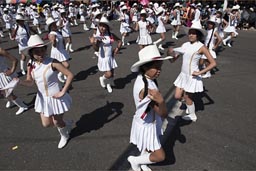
[80, 16, 85, 22]
[156, 26, 166, 33]
[51, 48, 70, 62]
[34, 92, 72, 117]
[97, 56, 118, 72]
[130, 115, 162, 152]
[171, 20, 181, 26]
[224, 26, 236, 33]
[137, 35, 152, 45]
[174, 72, 204, 93]
[0, 73, 12, 89]
[202, 49, 216, 59]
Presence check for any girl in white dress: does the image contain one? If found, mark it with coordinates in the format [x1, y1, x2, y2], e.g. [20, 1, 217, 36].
[46, 17, 70, 83]
[222, 6, 239, 47]
[168, 25, 216, 122]
[134, 9, 153, 50]
[31, 7, 42, 34]
[171, 3, 182, 40]
[128, 45, 172, 171]
[19, 35, 74, 149]
[89, 17, 122, 93]
[12, 14, 37, 76]
[2, 8, 13, 39]
[154, 7, 166, 51]
[0, 47, 28, 115]
[58, 9, 74, 53]
[79, 4, 89, 31]
[119, 6, 131, 46]
[201, 17, 222, 78]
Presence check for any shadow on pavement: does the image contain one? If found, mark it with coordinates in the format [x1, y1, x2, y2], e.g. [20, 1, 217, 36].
[113, 72, 137, 89]
[157, 117, 190, 166]
[193, 90, 215, 112]
[73, 65, 98, 82]
[70, 101, 124, 139]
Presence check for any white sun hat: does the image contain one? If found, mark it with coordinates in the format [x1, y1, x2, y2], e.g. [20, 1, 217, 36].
[99, 16, 111, 28]
[131, 45, 173, 72]
[59, 9, 66, 14]
[140, 9, 147, 15]
[183, 21, 206, 37]
[173, 2, 181, 9]
[15, 14, 25, 20]
[22, 34, 50, 56]
[119, 1, 125, 7]
[121, 5, 128, 11]
[155, 6, 164, 15]
[46, 17, 56, 26]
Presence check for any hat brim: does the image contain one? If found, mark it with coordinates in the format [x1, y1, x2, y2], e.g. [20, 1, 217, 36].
[183, 25, 206, 37]
[131, 56, 173, 72]
[22, 42, 51, 56]
[99, 22, 112, 29]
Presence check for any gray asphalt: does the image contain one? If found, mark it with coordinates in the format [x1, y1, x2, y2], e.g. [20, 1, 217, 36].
[0, 20, 256, 170]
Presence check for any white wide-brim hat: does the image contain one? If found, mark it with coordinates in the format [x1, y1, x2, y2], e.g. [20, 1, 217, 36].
[183, 22, 206, 37]
[155, 7, 164, 15]
[207, 16, 218, 25]
[173, 2, 181, 8]
[121, 5, 128, 11]
[59, 9, 66, 14]
[15, 14, 26, 21]
[131, 45, 173, 72]
[99, 16, 111, 29]
[140, 9, 147, 15]
[22, 34, 50, 56]
[119, 1, 125, 7]
[46, 17, 56, 26]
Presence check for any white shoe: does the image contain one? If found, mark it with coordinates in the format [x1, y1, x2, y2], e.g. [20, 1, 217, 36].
[127, 156, 140, 171]
[106, 84, 112, 93]
[6, 101, 12, 108]
[16, 106, 28, 115]
[21, 70, 26, 75]
[222, 40, 227, 46]
[94, 51, 99, 57]
[57, 126, 70, 149]
[174, 36, 178, 40]
[182, 113, 197, 122]
[141, 165, 152, 171]
[99, 76, 106, 88]
[158, 45, 164, 51]
[227, 43, 232, 47]
[69, 48, 74, 53]
[126, 42, 130, 45]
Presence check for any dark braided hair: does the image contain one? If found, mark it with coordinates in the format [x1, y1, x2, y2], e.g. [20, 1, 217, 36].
[139, 61, 159, 99]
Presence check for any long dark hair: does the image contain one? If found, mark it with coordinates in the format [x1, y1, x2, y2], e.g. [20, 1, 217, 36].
[139, 61, 158, 99]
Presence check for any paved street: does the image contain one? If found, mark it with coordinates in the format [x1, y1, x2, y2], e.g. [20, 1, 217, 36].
[0, 21, 256, 170]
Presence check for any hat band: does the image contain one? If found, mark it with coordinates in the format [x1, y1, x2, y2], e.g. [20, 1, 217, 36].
[152, 56, 161, 60]
[31, 43, 45, 47]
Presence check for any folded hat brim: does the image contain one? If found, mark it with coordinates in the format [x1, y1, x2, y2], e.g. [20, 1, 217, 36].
[183, 25, 206, 37]
[22, 41, 51, 56]
[131, 56, 173, 72]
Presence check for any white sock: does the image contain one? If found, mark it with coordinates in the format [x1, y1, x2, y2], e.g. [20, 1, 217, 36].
[154, 38, 162, 45]
[140, 151, 152, 171]
[186, 103, 195, 114]
[65, 43, 70, 51]
[223, 35, 231, 42]
[122, 36, 125, 44]
[20, 60, 25, 71]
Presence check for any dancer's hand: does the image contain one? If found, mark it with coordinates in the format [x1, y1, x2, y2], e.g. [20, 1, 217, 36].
[53, 91, 65, 99]
[4, 69, 14, 76]
[148, 89, 164, 104]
